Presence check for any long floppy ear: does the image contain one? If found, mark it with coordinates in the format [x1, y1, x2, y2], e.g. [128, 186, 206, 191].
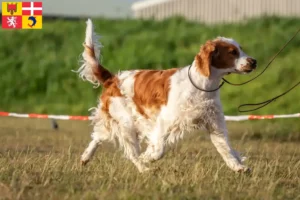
[195, 41, 216, 77]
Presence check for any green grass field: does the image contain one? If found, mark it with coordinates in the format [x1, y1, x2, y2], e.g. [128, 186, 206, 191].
[1, 16, 300, 200]
[0, 16, 300, 115]
[0, 117, 300, 199]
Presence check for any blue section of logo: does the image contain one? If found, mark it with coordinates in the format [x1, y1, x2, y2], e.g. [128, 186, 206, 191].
[28, 16, 37, 27]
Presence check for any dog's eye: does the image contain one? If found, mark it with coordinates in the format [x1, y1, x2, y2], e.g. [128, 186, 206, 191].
[230, 49, 238, 55]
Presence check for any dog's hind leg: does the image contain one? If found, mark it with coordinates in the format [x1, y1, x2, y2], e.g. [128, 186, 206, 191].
[109, 97, 149, 173]
[81, 125, 110, 166]
[81, 135, 100, 166]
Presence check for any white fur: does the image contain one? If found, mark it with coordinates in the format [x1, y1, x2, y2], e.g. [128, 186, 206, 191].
[80, 19, 253, 173]
[213, 37, 254, 75]
[74, 19, 103, 87]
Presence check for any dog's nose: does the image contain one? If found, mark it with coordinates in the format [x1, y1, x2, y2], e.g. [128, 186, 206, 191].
[247, 58, 257, 68]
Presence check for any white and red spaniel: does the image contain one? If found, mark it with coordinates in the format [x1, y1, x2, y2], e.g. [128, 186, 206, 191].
[77, 19, 257, 173]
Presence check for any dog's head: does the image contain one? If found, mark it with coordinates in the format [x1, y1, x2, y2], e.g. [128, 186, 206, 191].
[195, 37, 257, 77]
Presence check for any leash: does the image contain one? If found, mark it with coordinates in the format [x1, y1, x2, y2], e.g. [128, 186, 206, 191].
[222, 28, 300, 86]
[188, 28, 300, 111]
[238, 81, 300, 112]
[188, 65, 225, 92]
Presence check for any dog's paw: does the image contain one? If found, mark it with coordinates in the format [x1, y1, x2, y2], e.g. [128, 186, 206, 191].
[139, 166, 161, 174]
[138, 165, 151, 173]
[236, 165, 251, 173]
[139, 153, 152, 163]
[81, 159, 89, 166]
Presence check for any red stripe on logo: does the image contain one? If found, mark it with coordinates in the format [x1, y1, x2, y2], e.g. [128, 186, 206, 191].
[34, 10, 43, 15]
[22, 10, 31, 15]
[34, 2, 42, 7]
[1, 16, 22, 29]
[22, 2, 31, 7]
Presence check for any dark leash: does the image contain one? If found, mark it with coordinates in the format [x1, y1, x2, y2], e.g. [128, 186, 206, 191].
[238, 81, 300, 112]
[222, 28, 300, 86]
[188, 28, 300, 112]
[188, 65, 225, 92]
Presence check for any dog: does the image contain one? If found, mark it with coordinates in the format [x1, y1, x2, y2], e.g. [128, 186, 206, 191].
[77, 19, 257, 173]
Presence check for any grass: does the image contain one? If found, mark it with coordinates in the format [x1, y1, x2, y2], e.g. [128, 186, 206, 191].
[0, 16, 300, 115]
[1, 15, 300, 199]
[0, 117, 300, 200]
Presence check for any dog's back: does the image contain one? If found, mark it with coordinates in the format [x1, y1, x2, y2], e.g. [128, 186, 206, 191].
[78, 19, 252, 173]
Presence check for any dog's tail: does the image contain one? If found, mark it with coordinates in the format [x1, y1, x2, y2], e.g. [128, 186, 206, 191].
[75, 18, 113, 88]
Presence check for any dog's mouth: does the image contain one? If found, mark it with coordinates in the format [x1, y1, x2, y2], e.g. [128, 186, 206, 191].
[235, 68, 254, 74]
[243, 69, 254, 73]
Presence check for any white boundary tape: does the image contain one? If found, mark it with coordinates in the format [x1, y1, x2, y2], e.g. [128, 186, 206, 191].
[0, 111, 92, 121]
[225, 113, 300, 121]
[1, 111, 299, 121]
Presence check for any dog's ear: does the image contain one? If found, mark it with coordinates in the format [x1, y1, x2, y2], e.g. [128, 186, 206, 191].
[195, 41, 216, 77]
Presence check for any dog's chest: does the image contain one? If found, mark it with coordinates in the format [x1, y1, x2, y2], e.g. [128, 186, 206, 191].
[171, 99, 219, 130]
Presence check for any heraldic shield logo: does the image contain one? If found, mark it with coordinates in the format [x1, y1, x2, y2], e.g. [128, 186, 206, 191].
[2, 2, 43, 29]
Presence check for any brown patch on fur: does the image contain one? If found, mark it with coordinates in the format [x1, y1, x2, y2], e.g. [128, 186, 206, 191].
[211, 41, 240, 69]
[133, 69, 178, 118]
[84, 44, 122, 117]
[195, 41, 216, 77]
[100, 77, 122, 115]
[195, 40, 239, 77]
[84, 44, 114, 87]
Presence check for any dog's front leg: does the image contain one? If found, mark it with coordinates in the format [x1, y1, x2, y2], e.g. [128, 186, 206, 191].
[208, 112, 250, 173]
[140, 116, 170, 163]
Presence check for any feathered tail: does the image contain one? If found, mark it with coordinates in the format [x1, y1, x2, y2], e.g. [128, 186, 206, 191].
[75, 18, 113, 88]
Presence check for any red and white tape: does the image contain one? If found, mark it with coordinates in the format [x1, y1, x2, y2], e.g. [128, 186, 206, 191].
[0, 111, 92, 121]
[225, 113, 300, 121]
[0, 111, 299, 122]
